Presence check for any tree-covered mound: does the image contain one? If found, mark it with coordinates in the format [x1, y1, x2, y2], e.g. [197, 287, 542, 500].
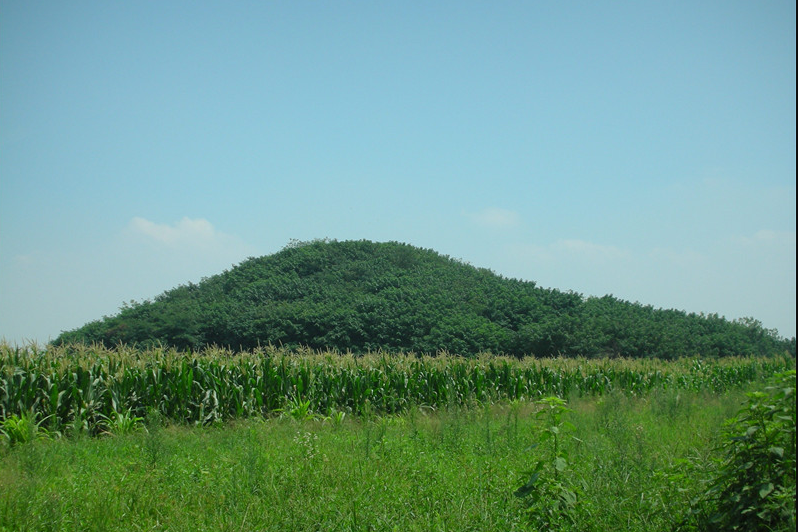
[55, 239, 794, 358]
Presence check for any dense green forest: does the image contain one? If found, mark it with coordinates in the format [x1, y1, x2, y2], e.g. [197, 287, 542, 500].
[55, 239, 795, 358]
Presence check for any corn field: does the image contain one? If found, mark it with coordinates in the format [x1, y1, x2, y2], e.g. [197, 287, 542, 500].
[1, 342, 794, 435]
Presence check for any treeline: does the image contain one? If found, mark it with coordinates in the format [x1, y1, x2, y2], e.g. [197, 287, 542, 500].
[55, 240, 795, 358]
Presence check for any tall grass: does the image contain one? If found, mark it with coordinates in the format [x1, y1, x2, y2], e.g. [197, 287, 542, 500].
[1, 341, 793, 437]
[0, 386, 762, 531]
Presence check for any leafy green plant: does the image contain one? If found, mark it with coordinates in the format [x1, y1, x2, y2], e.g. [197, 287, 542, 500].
[100, 408, 144, 436]
[0, 383, 787, 531]
[695, 370, 796, 531]
[324, 409, 346, 427]
[514, 396, 580, 528]
[2, 341, 793, 432]
[0, 411, 52, 447]
[282, 397, 314, 422]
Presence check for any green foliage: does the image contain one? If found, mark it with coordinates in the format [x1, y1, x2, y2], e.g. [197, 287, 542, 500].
[0, 411, 52, 447]
[324, 409, 346, 426]
[515, 396, 580, 528]
[1, 343, 793, 435]
[52, 239, 794, 358]
[693, 370, 796, 532]
[99, 408, 144, 436]
[281, 397, 315, 422]
[0, 386, 783, 531]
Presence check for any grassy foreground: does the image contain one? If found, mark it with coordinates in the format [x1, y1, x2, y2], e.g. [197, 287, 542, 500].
[0, 387, 761, 532]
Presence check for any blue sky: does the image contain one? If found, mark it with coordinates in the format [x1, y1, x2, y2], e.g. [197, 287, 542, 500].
[1, 1, 795, 344]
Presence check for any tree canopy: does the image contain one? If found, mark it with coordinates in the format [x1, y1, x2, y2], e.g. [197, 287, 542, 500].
[55, 239, 795, 358]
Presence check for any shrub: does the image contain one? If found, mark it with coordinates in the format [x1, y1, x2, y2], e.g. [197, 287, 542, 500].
[696, 370, 796, 532]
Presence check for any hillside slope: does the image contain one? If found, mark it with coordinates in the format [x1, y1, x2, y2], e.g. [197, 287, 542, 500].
[55, 239, 793, 358]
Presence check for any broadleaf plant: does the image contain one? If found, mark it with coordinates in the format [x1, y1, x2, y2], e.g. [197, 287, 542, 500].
[514, 396, 580, 528]
[694, 370, 796, 532]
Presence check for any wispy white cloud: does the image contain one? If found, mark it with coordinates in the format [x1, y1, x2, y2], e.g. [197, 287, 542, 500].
[128, 217, 219, 247]
[731, 229, 796, 247]
[649, 247, 707, 268]
[554, 239, 628, 262]
[11, 253, 38, 266]
[126, 217, 255, 259]
[507, 243, 554, 263]
[467, 208, 521, 228]
[507, 238, 630, 266]
[122, 216, 255, 279]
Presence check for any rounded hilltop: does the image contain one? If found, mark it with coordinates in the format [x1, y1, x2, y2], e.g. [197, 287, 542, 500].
[55, 239, 794, 358]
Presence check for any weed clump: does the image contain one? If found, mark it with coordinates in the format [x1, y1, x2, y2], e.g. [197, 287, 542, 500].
[514, 396, 581, 528]
[693, 370, 796, 532]
[0, 411, 52, 447]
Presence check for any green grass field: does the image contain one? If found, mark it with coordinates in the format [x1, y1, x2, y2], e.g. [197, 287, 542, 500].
[0, 387, 768, 531]
[0, 345, 794, 531]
